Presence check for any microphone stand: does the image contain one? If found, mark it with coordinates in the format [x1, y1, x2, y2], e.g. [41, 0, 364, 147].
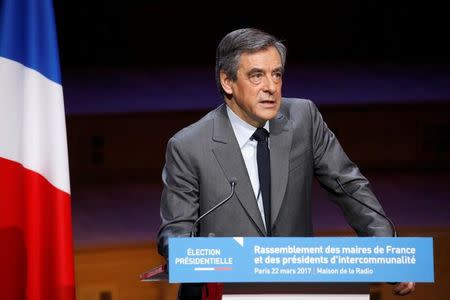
[190, 180, 237, 237]
[335, 178, 397, 237]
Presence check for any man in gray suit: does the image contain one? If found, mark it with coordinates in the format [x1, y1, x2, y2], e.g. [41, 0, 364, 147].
[157, 28, 414, 298]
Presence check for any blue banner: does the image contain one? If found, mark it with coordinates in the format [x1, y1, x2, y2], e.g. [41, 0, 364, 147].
[168, 237, 434, 283]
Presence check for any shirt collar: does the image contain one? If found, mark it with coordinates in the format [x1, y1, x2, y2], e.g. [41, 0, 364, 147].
[226, 105, 270, 148]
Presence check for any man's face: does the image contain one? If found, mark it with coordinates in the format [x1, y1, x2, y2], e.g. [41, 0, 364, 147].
[222, 46, 283, 127]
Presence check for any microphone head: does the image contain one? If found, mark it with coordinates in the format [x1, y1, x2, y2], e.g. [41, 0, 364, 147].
[229, 177, 237, 186]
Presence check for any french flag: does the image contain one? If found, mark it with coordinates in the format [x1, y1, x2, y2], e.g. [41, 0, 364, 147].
[0, 1, 75, 299]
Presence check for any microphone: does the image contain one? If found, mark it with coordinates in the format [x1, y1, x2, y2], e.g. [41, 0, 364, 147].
[335, 178, 397, 237]
[189, 178, 237, 237]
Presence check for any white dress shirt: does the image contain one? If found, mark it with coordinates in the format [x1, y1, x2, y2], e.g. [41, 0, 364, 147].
[226, 105, 270, 229]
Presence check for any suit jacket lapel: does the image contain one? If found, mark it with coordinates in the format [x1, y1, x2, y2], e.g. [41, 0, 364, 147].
[211, 105, 266, 235]
[270, 111, 292, 226]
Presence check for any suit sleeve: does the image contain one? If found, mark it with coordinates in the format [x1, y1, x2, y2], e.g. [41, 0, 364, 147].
[308, 101, 394, 237]
[157, 136, 199, 258]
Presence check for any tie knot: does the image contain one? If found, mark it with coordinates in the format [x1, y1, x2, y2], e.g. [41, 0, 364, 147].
[252, 127, 269, 142]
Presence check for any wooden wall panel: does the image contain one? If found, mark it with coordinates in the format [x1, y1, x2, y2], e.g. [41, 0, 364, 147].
[75, 242, 178, 300]
[67, 103, 450, 184]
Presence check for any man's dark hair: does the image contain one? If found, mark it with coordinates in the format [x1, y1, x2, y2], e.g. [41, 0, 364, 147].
[215, 28, 287, 96]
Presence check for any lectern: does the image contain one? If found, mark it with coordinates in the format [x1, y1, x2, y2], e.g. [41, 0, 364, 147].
[141, 237, 433, 299]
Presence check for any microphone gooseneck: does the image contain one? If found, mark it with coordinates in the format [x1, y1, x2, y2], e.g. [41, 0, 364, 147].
[189, 179, 237, 237]
[335, 178, 397, 237]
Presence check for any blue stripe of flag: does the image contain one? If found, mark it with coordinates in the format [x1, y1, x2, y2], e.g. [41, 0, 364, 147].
[0, 0, 61, 84]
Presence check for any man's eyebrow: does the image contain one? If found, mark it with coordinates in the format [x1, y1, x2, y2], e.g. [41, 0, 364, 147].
[246, 66, 284, 75]
[247, 68, 264, 75]
[273, 66, 284, 73]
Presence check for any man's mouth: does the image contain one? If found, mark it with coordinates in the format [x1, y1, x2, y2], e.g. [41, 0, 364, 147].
[259, 100, 276, 106]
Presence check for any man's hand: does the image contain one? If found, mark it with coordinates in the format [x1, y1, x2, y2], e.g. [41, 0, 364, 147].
[393, 282, 415, 296]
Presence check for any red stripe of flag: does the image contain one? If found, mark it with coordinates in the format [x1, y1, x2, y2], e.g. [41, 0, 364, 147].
[0, 157, 74, 300]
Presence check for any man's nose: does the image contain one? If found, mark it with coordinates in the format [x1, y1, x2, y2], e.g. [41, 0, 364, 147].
[262, 75, 277, 93]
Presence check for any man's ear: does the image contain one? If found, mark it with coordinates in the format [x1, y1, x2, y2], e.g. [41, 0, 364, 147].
[220, 71, 233, 95]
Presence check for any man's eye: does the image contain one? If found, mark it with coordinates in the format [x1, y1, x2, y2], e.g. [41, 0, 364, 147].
[249, 73, 263, 83]
[251, 73, 263, 79]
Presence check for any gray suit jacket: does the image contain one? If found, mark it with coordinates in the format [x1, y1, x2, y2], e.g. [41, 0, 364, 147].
[157, 98, 392, 257]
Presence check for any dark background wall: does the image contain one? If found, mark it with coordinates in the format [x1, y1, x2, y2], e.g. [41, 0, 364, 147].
[55, 1, 449, 68]
[54, 1, 450, 114]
